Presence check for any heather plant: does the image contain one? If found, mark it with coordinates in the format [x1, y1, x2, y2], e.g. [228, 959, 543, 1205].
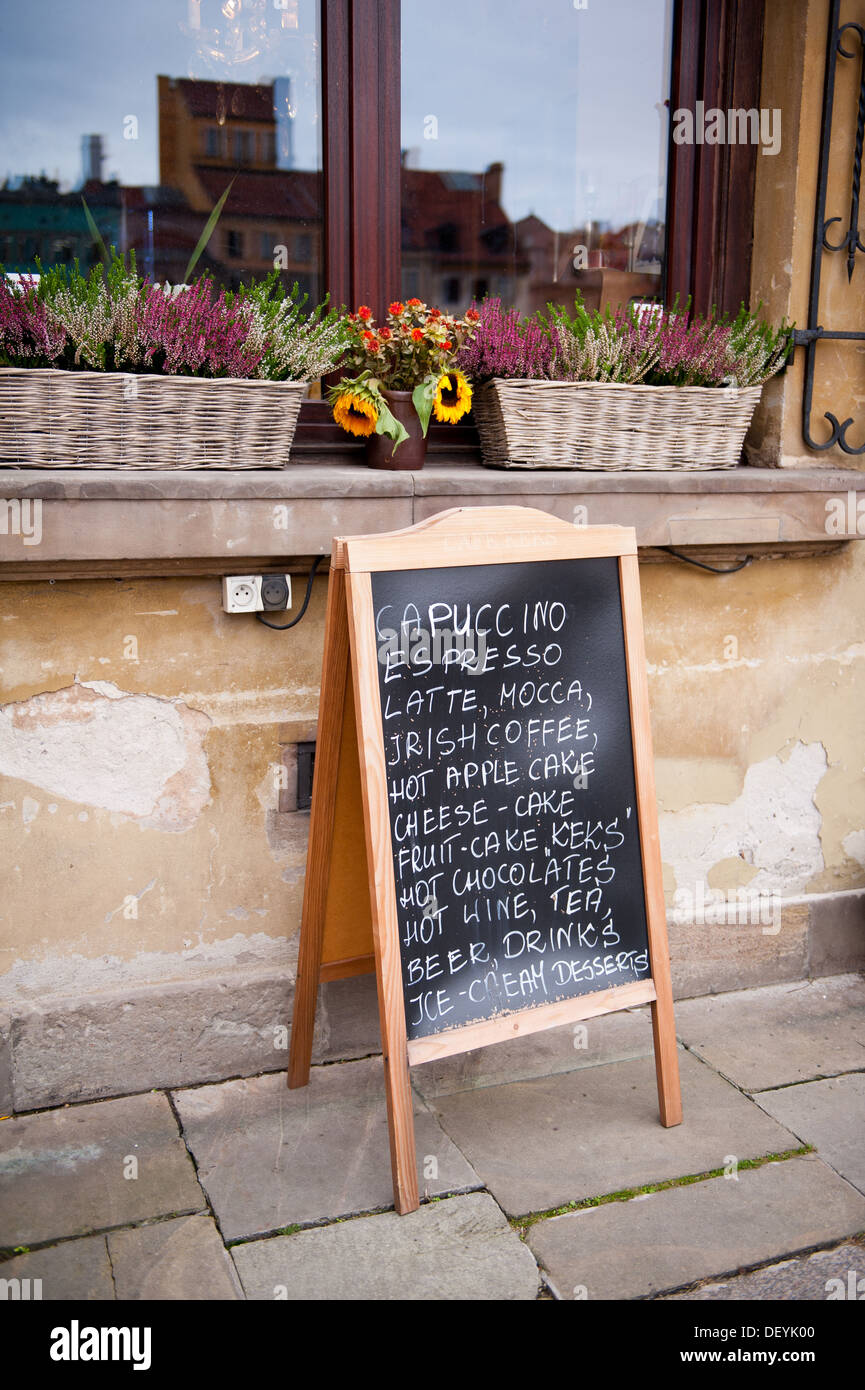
[0, 276, 66, 367]
[0, 251, 346, 381]
[723, 303, 793, 386]
[132, 278, 265, 378]
[637, 300, 791, 387]
[456, 298, 557, 381]
[232, 273, 347, 381]
[463, 293, 791, 389]
[35, 254, 143, 371]
[545, 301, 663, 384]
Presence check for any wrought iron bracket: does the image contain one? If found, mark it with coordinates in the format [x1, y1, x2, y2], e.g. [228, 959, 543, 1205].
[797, 0, 865, 454]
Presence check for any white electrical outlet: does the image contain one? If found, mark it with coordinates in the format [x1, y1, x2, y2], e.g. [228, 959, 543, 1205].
[222, 575, 263, 613]
[222, 575, 293, 614]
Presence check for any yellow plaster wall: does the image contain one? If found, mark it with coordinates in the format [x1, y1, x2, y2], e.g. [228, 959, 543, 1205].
[1, 543, 863, 992]
[641, 543, 865, 901]
[749, 0, 865, 468]
[0, 576, 327, 986]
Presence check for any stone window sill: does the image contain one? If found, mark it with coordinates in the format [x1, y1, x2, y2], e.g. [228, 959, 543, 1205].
[0, 460, 862, 578]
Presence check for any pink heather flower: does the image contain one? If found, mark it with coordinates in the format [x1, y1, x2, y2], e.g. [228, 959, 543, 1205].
[640, 310, 736, 387]
[456, 299, 557, 381]
[0, 277, 66, 366]
[135, 280, 269, 378]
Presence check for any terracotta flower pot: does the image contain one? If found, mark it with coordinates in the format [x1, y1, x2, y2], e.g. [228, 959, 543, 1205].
[365, 388, 428, 471]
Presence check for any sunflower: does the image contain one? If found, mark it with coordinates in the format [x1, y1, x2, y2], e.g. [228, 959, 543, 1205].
[433, 370, 472, 424]
[333, 391, 378, 437]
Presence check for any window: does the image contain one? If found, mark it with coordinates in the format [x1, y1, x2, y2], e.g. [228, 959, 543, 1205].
[232, 129, 255, 164]
[0, 1, 764, 442]
[401, 0, 673, 318]
[203, 126, 223, 158]
[0, 1, 324, 296]
[259, 130, 276, 166]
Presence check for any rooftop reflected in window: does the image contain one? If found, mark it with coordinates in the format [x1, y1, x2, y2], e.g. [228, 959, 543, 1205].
[0, 0, 323, 295]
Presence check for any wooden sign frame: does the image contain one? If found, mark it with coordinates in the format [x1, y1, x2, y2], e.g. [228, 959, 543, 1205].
[288, 507, 682, 1214]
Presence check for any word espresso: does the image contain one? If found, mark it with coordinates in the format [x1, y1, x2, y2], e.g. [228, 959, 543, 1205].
[372, 559, 651, 1039]
[377, 622, 489, 673]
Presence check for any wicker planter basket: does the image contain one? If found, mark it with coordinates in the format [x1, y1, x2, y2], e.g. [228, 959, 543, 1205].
[0, 368, 308, 468]
[471, 378, 764, 470]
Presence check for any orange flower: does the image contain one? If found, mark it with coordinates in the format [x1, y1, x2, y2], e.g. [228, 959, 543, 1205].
[466, 308, 480, 322]
[379, 325, 392, 340]
[411, 328, 424, 341]
[388, 301, 404, 315]
[357, 305, 373, 320]
[442, 339, 452, 350]
[407, 297, 423, 308]
[428, 308, 441, 319]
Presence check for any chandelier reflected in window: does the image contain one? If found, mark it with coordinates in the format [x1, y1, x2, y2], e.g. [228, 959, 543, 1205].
[183, 0, 304, 76]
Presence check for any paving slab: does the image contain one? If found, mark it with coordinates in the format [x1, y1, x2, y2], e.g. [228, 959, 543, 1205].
[0, 1093, 205, 1247]
[0, 1235, 114, 1300]
[430, 1049, 799, 1217]
[754, 1073, 865, 1196]
[674, 975, 865, 1091]
[526, 1154, 865, 1300]
[663, 1240, 865, 1300]
[106, 1215, 243, 1300]
[230, 1191, 540, 1300]
[172, 1060, 482, 1240]
[412, 1007, 654, 1100]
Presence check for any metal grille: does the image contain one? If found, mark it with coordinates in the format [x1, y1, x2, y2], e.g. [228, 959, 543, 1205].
[794, 0, 865, 454]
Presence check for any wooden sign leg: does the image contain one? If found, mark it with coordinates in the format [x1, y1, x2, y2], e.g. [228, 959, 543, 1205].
[345, 570, 420, 1215]
[288, 562, 347, 1091]
[651, 984, 683, 1127]
[379, 1021, 420, 1215]
[619, 553, 683, 1128]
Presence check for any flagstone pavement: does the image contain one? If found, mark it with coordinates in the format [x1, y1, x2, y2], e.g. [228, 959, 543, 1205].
[1, 974, 863, 1301]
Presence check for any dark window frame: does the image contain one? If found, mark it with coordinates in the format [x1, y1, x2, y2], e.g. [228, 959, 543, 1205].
[666, 0, 765, 316]
[295, 0, 765, 451]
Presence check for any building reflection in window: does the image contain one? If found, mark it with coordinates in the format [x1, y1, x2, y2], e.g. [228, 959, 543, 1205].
[0, 0, 323, 298]
[401, 0, 673, 315]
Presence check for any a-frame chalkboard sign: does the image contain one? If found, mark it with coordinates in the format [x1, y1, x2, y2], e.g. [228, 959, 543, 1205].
[288, 507, 682, 1214]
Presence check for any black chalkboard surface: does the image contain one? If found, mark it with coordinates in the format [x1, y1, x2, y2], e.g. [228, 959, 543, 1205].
[371, 557, 651, 1041]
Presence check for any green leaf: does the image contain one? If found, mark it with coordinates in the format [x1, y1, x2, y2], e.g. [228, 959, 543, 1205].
[80, 197, 109, 265]
[375, 398, 409, 451]
[183, 177, 236, 284]
[412, 376, 437, 437]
